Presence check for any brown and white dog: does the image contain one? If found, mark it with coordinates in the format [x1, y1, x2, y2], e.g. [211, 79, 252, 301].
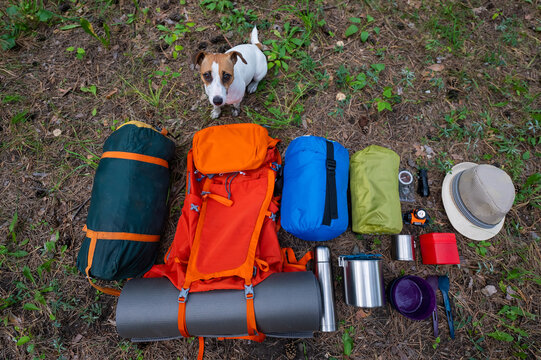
[193, 26, 267, 119]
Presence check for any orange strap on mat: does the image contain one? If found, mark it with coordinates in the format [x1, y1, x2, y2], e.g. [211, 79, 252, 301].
[245, 284, 258, 337]
[101, 151, 169, 169]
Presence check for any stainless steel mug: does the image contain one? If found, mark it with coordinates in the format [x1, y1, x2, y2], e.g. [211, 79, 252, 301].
[391, 235, 415, 261]
[338, 254, 385, 308]
[313, 246, 337, 332]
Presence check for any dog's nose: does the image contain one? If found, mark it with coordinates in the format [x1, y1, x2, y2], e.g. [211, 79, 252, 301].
[212, 96, 223, 106]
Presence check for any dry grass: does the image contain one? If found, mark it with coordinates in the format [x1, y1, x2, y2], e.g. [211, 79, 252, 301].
[1, 0, 540, 359]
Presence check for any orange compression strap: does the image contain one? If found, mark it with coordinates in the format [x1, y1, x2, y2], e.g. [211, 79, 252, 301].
[84, 233, 121, 297]
[101, 151, 169, 169]
[83, 225, 161, 243]
[197, 337, 204, 360]
[245, 284, 258, 337]
[177, 288, 191, 337]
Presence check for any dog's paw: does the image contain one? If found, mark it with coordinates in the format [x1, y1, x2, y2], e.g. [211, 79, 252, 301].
[231, 107, 240, 117]
[211, 108, 221, 119]
[247, 81, 259, 94]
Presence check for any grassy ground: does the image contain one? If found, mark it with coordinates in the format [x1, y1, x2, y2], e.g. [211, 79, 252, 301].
[1, 0, 540, 359]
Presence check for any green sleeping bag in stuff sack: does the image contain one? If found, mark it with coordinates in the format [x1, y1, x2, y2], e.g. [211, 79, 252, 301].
[76, 121, 175, 295]
[350, 145, 403, 234]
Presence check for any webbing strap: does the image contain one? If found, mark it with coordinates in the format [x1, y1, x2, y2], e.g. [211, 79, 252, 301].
[197, 337, 204, 360]
[84, 233, 121, 297]
[282, 248, 313, 271]
[245, 284, 257, 337]
[322, 140, 338, 226]
[101, 151, 169, 168]
[83, 225, 161, 243]
[177, 298, 190, 338]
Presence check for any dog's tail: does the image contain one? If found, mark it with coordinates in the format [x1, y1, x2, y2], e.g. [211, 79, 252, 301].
[250, 26, 263, 50]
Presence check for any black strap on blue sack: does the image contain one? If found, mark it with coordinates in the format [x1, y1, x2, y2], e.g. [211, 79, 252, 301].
[322, 140, 338, 226]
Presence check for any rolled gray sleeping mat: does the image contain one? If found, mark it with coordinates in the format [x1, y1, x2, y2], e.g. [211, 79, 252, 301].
[116, 271, 322, 341]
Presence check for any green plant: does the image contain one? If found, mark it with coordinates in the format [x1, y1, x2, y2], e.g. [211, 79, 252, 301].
[515, 173, 541, 209]
[122, 66, 181, 109]
[432, 336, 441, 349]
[0, 0, 55, 50]
[344, 15, 377, 42]
[200, 0, 233, 12]
[434, 152, 454, 173]
[80, 84, 97, 97]
[80, 17, 110, 48]
[264, 22, 306, 74]
[486, 305, 536, 358]
[467, 241, 491, 256]
[218, 7, 257, 33]
[342, 325, 354, 356]
[157, 20, 195, 59]
[66, 46, 85, 60]
[424, 2, 472, 54]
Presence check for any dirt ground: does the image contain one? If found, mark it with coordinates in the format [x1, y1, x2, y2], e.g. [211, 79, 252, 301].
[1, 0, 540, 359]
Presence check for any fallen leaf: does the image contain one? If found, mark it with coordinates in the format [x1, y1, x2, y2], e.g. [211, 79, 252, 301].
[52, 129, 62, 137]
[406, 0, 421, 9]
[58, 87, 72, 97]
[105, 88, 118, 99]
[355, 308, 370, 320]
[72, 334, 83, 344]
[413, 144, 425, 157]
[427, 64, 445, 72]
[472, 7, 486, 15]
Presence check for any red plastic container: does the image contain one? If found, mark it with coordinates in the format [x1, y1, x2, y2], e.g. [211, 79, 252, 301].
[419, 233, 460, 265]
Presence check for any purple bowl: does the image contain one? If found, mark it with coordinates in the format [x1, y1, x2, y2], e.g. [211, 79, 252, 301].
[390, 276, 436, 321]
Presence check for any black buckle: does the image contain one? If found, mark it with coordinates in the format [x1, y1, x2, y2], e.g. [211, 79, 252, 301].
[326, 159, 336, 171]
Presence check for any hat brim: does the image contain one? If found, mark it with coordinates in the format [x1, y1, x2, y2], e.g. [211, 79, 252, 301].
[441, 162, 504, 241]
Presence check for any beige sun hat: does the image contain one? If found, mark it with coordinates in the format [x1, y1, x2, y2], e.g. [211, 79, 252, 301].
[441, 162, 515, 241]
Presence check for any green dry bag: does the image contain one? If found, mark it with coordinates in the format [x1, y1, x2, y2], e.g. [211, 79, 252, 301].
[350, 145, 403, 234]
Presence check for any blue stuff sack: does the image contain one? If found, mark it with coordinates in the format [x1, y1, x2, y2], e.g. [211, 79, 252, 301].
[281, 136, 349, 241]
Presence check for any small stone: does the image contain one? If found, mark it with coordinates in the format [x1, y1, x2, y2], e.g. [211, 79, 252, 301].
[52, 129, 62, 137]
[335, 40, 344, 47]
[505, 286, 517, 300]
[481, 285, 497, 297]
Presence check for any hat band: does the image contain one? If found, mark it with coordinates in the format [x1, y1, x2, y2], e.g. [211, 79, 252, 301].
[451, 172, 496, 230]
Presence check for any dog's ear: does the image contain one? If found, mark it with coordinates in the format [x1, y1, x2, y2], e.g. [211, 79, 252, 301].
[193, 51, 207, 66]
[228, 51, 247, 65]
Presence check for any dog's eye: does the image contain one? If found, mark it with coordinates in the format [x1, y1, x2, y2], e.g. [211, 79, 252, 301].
[222, 73, 231, 83]
[203, 72, 212, 82]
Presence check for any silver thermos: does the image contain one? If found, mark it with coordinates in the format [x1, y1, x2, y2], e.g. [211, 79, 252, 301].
[313, 246, 337, 332]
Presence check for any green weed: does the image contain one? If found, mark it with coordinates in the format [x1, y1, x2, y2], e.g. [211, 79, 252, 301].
[218, 7, 257, 33]
[200, 0, 233, 12]
[342, 325, 354, 356]
[157, 20, 197, 59]
[80, 84, 97, 97]
[0, 0, 56, 50]
[344, 15, 377, 42]
[66, 46, 85, 60]
[424, 1, 473, 54]
[264, 22, 306, 74]
[467, 241, 491, 256]
[122, 66, 181, 109]
[80, 17, 110, 48]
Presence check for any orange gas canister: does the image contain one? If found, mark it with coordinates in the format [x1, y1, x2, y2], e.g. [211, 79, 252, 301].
[419, 233, 460, 265]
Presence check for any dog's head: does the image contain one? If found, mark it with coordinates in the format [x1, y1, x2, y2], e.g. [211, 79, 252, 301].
[193, 50, 247, 107]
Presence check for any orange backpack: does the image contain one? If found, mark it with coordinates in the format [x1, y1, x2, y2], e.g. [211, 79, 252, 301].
[144, 123, 311, 354]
